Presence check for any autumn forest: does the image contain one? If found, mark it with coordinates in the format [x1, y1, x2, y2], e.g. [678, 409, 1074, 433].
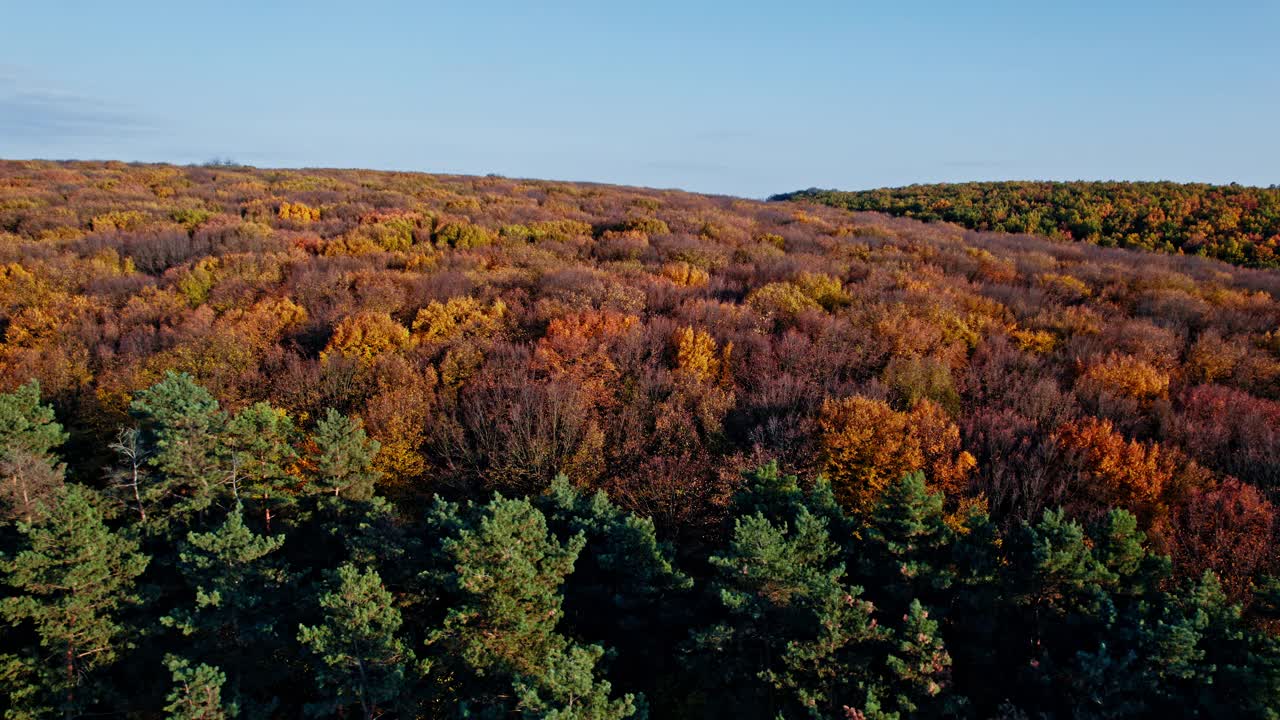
[3, 160, 1280, 718]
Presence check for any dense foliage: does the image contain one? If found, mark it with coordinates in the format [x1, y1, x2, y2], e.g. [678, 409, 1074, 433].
[774, 182, 1280, 267]
[3, 161, 1280, 716]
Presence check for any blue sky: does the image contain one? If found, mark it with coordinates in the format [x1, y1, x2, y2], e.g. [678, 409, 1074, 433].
[1, 1, 1277, 197]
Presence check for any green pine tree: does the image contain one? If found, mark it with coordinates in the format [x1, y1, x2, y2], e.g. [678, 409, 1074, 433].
[427, 495, 634, 718]
[694, 507, 887, 719]
[306, 409, 381, 501]
[535, 475, 691, 704]
[0, 484, 149, 718]
[1002, 509, 1119, 714]
[856, 472, 956, 618]
[224, 402, 300, 533]
[298, 564, 418, 719]
[163, 655, 237, 719]
[162, 503, 289, 710]
[130, 372, 229, 529]
[514, 644, 637, 720]
[0, 380, 68, 460]
[884, 599, 953, 717]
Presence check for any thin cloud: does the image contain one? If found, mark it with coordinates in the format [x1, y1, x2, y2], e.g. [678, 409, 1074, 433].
[0, 78, 147, 140]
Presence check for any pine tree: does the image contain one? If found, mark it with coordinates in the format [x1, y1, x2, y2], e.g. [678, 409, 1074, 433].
[856, 472, 956, 618]
[694, 507, 887, 719]
[130, 372, 229, 529]
[535, 475, 691, 702]
[162, 503, 288, 709]
[1002, 509, 1118, 714]
[427, 495, 634, 718]
[0, 380, 67, 460]
[514, 644, 637, 720]
[0, 484, 149, 718]
[943, 501, 1003, 714]
[163, 655, 237, 719]
[298, 564, 418, 719]
[224, 402, 299, 533]
[884, 599, 953, 717]
[306, 409, 381, 501]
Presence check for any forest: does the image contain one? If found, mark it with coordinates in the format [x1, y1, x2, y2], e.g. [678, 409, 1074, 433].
[774, 181, 1280, 268]
[2, 160, 1280, 717]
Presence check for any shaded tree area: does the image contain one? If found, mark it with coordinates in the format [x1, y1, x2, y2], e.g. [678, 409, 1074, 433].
[1, 379, 1279, 718]
[775, 181, 1280, 267]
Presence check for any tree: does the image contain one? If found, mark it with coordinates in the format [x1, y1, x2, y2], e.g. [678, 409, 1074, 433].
[513, 644, 637, 720]
[1001, 509, 1122, 714]
[306, 409, 381, 501]
[426, 495, 633, 717]
[0, 380, 67, 460]
[884, 600, 953, 717]
[692, 506, 887, 719]
[130, 372, 229, 528]
[819, 396, 922, 516]
[535, 475, 692, 703]
[163, 655, 237, 720]
[1170, 479, 1275, 602]
[224, 402, 299, 532]
[0, 448, 66, 525]
[0, 380, 68, 525]
[162, 503, 289, 705]
[321, 312, 412, 364]
[856, 472, 956, 618]
[298, 564, 418, 719]
[107, 427, 151, 523]
[0, 484, 149, 718]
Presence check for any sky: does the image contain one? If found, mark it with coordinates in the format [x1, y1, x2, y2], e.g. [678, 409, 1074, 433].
[1, 1, 1277, 198]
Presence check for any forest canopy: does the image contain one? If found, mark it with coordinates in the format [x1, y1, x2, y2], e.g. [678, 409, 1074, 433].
[3, 161, 1280, 717]
[773, 181, 1280, 268]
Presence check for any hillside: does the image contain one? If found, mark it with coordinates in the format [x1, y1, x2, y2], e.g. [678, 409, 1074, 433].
[774, 181, 1280, 267]
[3, 160, 1280, 717]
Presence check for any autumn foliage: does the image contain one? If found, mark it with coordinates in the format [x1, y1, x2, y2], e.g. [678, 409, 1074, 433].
[1, 160, 1279, 605]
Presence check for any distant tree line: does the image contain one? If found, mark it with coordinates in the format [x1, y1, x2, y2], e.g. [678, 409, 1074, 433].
[774, 181, 1280, 267]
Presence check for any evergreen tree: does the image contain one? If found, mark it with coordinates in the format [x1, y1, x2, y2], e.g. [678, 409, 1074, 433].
[1143, 571, 1280, 718]
[734, 462, 848, 538]
[298, 564, 418, 719]
[856, 472, 955, 618]
[943, 502, 1004, 714]
[162, 503, 289, 711]
[426, 495, 634, 718]
[692, 507, 886, 719]
[535, 475, 692, 702]
[306, 409, 381, 501]
[513, 644, 637, 720]
[0, 380, 68, 526]
[0, 380, 67, 460]
[1002, 509, 1118, 714]
[884, 599, 954, 718]
[130, 372, 229, 529]
[0, 484, 149, 718]
[163, 655, 237, 720]
[224, 402, 299, 533]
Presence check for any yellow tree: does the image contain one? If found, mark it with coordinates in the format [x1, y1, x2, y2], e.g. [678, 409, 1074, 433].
[321, 312, 412, 364]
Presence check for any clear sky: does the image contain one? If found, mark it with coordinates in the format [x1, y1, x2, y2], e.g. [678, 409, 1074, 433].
[1, 1, 1277, 197]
